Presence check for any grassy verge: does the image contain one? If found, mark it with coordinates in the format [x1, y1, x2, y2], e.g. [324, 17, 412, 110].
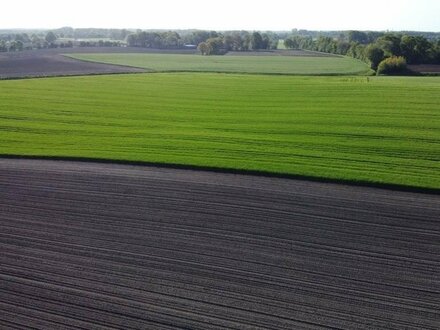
[0, 74, 438, 189]
[68, 53, 372, 75]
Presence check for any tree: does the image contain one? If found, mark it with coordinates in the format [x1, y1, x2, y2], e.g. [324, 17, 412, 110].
[377, 56, 407, 75]
[163, 31, 180, 48]
[400, 35, 430, 64]
[126, 33, 138, 47]
[249, 32, 263, 50]
[336, 41, 351, 55]
[348, 31, 369, 44]
[31, 34, 44, 49]
[316, 36, 337, 53]
[119, 29, 130, 41]
[186, 30, 211, 46]
[431, 40, 440, 64]
[0, 40, 7, 52]
[376, 34, 401, 57]
[197, 42, 212, 55]
[205, 37, 224, 54]
[365, 44, 385, 70]
[15, 33, 30, 43]
[9, 40, 23, 51]
[226, 31, 248, 51]
[45, 31, 57, 45]
[284, 37, 297, 49]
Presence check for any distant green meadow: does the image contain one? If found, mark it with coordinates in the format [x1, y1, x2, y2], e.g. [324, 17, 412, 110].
[1, 74, 438, 189]
[69, 53, 372, 75]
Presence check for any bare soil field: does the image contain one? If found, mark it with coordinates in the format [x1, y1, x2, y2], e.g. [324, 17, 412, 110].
[408, 64, 440, 74]
[0, 158, 438, 329]
[225, 49, 340, 57]
[0, 47, 199, 79]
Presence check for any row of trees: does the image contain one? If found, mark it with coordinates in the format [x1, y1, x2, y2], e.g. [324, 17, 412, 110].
[0, 31, 60, 51]
[2, 28, 279, 54]
[53, 27, 131, 40]
[126, 31, 181, 48]
[284, 31, 440, 72]
[0, 30, 124, 52]
[197, 31, 278, 55]
[125, 30, 279, 54]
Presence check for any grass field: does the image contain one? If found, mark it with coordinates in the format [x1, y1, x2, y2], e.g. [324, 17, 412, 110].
[0, 74, 439, 189]
[68, 53, 372, 75]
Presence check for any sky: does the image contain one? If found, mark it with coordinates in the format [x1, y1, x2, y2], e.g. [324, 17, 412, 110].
[2, 0, 439, 32]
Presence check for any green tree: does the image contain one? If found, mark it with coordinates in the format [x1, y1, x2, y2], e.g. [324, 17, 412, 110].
[400, 35, 430, 64]
[0, 40, 7, 52]
[377, 56, 407, 75]
[348, 31, 369, 44]
[31, 34, 44, 49]
[376, 34, 401, 57]
[284, 36, 299, 49]
[249, 32, 263, 50]
[45, 31, 57, 45]
[126, 34, 138, 47]
[336, 41, 351, 55]
[206, 37, 224, 54]
[365, 44, 385, 70]
[197, 42, 212, 55]
[9, 40, 23, 51]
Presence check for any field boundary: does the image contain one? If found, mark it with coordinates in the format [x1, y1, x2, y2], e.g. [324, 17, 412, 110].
[2, 154, 438, 195]
[65, 54, 373, 76]
[0, 70, 148, 81]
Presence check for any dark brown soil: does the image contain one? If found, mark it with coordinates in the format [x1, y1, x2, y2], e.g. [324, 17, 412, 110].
[408, 64, 440, 74]
[0, 158, 438, 329]
[0, 47, 199, 79]
[0, 54, 143, 79]
[225, 49, 340, 57]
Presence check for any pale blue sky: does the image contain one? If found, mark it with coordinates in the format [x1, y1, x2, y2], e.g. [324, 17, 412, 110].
[2, 0, 439, 31]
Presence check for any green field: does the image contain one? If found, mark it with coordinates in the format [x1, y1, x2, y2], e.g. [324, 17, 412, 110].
[1, 73, 439, 189]
[69, 53, 372, 75]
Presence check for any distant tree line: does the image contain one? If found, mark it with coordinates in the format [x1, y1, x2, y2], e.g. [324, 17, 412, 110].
[284, 30, 440, 73]
[197, 31, 279, 55]
[1, 28, 280, 54]
[2, 26, 439, 69]
[125, 30, 279, 54]
[52, 27, 131, 40]
[126, 31, 181, 48]
[0, 28, 129, 52]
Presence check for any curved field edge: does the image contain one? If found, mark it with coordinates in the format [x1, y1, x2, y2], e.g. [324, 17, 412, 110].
[0, 73, 439, 190]
[0, 71, 147, 81]
[66, 53, 373, 76]
[1, 154, 439, 194]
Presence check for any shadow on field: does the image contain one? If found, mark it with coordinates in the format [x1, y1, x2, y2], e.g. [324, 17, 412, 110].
[1, 154, 438, 194]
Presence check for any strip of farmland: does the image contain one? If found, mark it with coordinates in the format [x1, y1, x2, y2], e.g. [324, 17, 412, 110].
[0, 159, 438, 329]
[1, 74, 439, 190]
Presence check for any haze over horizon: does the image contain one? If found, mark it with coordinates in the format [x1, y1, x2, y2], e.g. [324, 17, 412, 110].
[1, 0, 439, 32]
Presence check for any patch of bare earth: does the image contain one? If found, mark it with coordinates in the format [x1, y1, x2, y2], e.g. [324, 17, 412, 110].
[0, 47, 198, 79]
[0, 158, 438, 329]
[408, 64, 440, 74]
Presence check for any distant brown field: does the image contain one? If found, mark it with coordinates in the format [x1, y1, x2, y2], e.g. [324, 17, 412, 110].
[408, 64, 440, 74]
[226, 49, 340, 57]
[0, 47, 198, 79]
[0, 48, 147, 79]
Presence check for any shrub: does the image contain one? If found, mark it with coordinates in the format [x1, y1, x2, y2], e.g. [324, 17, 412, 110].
[377, 56, 407, 75]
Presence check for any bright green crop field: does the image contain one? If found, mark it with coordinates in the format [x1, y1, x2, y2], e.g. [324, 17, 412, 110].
[69, 53, 372, 75]
[0, 74, 439, 189]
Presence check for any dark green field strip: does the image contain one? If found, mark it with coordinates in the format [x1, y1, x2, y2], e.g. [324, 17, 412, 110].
[0, 74, 439, 189]
[68, 53, 372, 75]
[0, 159, 439, 329]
